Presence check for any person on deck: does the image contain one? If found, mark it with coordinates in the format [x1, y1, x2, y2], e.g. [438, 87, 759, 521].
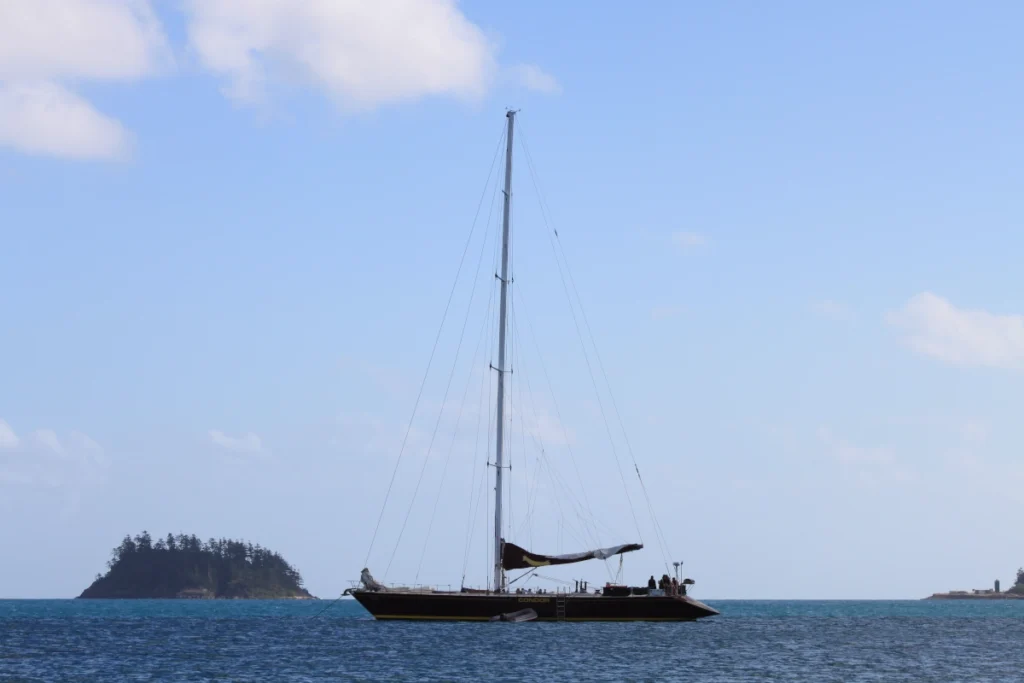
[647, 575, 656, 590]
[671, 577, 679, 596]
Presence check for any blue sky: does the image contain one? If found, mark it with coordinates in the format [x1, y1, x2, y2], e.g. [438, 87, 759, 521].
[2, 0, 1024, 599]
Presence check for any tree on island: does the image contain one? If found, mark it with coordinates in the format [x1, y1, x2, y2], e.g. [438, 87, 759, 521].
[79, 531, 313, 599]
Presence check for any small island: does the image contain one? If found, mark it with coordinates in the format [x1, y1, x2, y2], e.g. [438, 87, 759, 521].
[925, 568, 1024, 600]
[79, 532, 315, 599]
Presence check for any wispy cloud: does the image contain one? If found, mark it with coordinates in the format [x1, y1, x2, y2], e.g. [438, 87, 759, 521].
[887, 292, 1024, 370]
[0, 420, 110, 495]
[522, 413, 575, 448]
[817, 426, 914, 486]
[883, 415, 993, 446]
[812, 299, 854, 323]
[0, 419, 18, 449]
[209, 430, 266, 455]
[960, 419, 990, 444]
[33, 429, 65, 457]
[339, 356, 413, 399]
[671, 232, 707, 248]
[650, 306, 684, 321]
[508, 64, 561, 94]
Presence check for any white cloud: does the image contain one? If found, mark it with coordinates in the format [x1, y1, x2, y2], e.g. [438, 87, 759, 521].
[0, 1, 170, 81]
[209, 429, 265, 455]
[812, 299, 853, 323]
[33, 429, 65, 457]
[184, 0, 496, 109]
[523, 413, 575, 448]
[887, 292, 1024, 370]
[0, 419, 18, 449]
[0, 82, 132, 160]
[0, 0, 169, 161]
[650, 306, 683, 321]
[817, 426, 913, 486]
[960, 420, 990, 445]
[671, 232, 707, 248]
[509, 64, 561, 94]
[334, 411, 407, 459]
[818, 427, 893, 466]
[0, 425, 108, 494]
[70, 430, 112, 467]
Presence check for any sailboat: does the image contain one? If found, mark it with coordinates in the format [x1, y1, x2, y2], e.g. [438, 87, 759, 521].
[347, 111, 718, 622]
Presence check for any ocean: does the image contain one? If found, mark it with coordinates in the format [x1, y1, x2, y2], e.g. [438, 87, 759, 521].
[3, 599, 1024, 681]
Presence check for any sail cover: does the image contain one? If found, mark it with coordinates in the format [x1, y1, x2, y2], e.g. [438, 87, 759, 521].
[501, 540, 643, 570]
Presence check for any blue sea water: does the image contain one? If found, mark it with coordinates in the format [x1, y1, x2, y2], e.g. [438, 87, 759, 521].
[4, 599, 1024, 681]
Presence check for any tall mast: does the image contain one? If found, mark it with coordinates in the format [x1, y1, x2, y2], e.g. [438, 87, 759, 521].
[492, 110, 515, 593]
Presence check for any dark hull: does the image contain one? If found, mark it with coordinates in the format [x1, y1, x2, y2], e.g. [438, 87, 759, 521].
[351, 590, 718, 622]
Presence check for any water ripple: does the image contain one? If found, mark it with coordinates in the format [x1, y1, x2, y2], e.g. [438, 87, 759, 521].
[3, 600, 1024, 681]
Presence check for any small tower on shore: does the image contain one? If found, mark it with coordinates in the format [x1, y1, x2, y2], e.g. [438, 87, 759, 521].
[995, 579, 1001, 593]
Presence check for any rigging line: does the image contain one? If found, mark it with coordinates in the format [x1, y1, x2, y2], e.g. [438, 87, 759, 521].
[505, 253, 514, 546]
[511, 312, 552, 553]
[503, 385, 585, 557]
[524, 449, 613, 574]
[528, 446, 604, 554]
[551, 234, 674, 574]
[421, 150, 502, 582]
[486, 447, 492, 590]
[517, 438, 611, 555]
[539, 183, 645, 548]
[505, 165, 517, 551]
[462, 406, 491, 586]
[464, 167, 505, 587]
[515, 396, 614, 582]
[363, 123, 507, 570]
[519, 123, 673, 573]
[510, 311, 603, 548]
[534, 441, 569, 554]
[503, 324, 513, 548]
[506, 567, 537, 586]
[512, 336, 544, 547]
[511, 322, 535, 549]
[513, 284, 603, 528]
[513, 285, 614, 545]
[309, 593, 346, 620]
[524, 459, 601, 561]
[460, 260, 497, 587]
[516, 124, 646, 548]
[524, 167, 671, 571]
[506, 363, 514, 545]
[414, 275, 496, 584]
[507, 330, 554, 534]
[534, 573, 573, 586]
[385, 160, 503, 581]
[460, 359, 490, 587]
[485, 161, 504, 593]
[509, 318, 607, 564]
[485, 307, 496, 588]
[485, 303, 495, 592]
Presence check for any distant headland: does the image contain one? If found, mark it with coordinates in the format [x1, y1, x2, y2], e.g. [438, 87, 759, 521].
[78, 532, 315, 599]
[926, 568, 1024, 600]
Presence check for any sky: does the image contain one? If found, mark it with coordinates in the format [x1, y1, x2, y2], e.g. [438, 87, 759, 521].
[2, 0, 1024, 600]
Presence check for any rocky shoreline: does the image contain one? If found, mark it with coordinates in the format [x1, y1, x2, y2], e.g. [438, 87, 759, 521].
[925, 592, 1024, 600]
[166, 588, 316, 600]
[924, 570, 1024, 600]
